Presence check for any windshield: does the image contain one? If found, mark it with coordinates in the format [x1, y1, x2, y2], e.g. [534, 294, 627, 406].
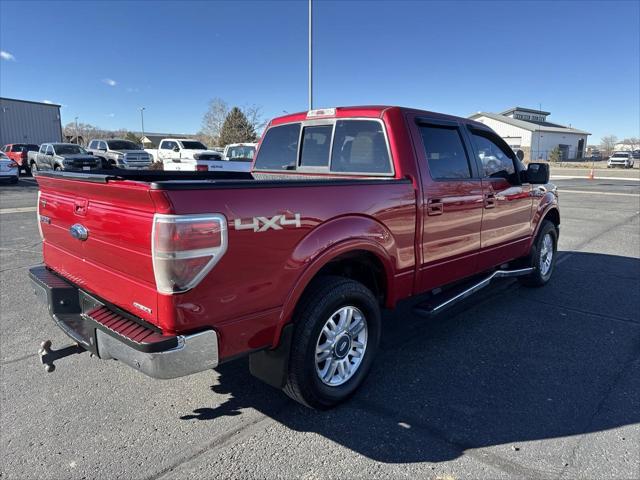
[612, 153, 628, 158]
[226, 145, 256, 160]
[54, 145, 86, 155]
[180, 141, 208, 150]
[14, 144, 39, 152]
[107, 140, 142, 150]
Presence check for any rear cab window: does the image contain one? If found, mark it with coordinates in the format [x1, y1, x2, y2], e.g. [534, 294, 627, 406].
[254, 119, 393, 175]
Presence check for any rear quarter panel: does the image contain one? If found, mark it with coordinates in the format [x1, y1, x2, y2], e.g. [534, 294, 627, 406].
[158, 180, 417, 358]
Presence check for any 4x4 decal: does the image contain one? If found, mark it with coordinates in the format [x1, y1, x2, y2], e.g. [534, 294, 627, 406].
[233, 213, 301, 232]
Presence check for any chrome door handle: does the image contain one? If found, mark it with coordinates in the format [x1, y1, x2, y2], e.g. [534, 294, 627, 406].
[427, 200, 443, 216]
[485, 193, 496, 209]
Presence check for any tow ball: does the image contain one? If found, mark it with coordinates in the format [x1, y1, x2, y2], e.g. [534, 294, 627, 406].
[38, 340, 86, 373]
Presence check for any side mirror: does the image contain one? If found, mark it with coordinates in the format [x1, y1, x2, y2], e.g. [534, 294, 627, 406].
[173, 146, 180, 152]
[515, 149, 525, 161]
[523, 162, 550, 184]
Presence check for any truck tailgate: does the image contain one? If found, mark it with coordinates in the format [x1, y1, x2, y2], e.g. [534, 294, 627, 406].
[36, 175, 160, 325]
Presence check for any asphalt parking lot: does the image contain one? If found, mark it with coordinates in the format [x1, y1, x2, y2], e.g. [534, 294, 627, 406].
[1, 170, 639, 480]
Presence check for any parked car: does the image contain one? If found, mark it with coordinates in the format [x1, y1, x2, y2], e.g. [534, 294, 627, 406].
[223, 143, 257, 161]
[28, 143, 101, 172]
[607, 151, 635, 169]
[0, 151, 19, 183]
[86, 139, 152, 169]
[632, 150, 640, 160]
[156, 138, 251, 172]
[31, 106, 558, 409]
[2, 143, 39, 175]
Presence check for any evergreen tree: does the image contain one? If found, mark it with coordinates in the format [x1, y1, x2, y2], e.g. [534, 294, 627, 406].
[218, 107, 257, 146]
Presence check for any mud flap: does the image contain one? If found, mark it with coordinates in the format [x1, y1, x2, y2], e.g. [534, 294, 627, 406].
[249, 324, 294, 389]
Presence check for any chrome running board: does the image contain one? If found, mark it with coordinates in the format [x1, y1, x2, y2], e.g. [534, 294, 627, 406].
[413, 268, 533, 317]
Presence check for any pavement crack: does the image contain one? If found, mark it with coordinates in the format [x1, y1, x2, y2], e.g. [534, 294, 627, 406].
[557, 353, 640, 480]
[145, 404, 288, 480]
[1, 353, 36, 367]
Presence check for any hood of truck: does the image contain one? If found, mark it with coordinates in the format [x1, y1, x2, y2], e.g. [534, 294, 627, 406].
[181, 149, 220, 158]
[57, 154, 97, 161]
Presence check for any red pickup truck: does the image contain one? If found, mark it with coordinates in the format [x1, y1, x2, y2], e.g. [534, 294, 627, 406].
[31, 106, 559, 409]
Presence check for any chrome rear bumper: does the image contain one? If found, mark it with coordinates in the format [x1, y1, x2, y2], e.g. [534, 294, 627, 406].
[96, 329, 218, 379]
[29, 265, 219, 379]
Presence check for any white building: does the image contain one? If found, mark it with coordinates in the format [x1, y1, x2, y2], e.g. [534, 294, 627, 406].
[469, 107, 590, 161]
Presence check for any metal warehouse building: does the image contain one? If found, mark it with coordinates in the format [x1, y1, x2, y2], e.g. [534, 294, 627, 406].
[0, 97, 62, 147]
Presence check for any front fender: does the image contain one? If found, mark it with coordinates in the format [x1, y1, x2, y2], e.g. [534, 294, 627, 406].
[273, 215, 399, 346]
[530, 188, 559, 248]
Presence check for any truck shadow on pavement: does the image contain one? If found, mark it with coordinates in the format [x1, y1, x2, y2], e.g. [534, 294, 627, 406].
[181, 251, 640, 463]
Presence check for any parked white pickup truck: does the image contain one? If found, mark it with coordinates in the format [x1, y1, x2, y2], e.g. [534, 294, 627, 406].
[154, 138, 251, 172]
[223, 143, 257, 161]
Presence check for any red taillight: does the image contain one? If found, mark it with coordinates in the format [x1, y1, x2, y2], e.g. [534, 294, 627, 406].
[152, 214, 227, 294]
[196, 165, 209, 172]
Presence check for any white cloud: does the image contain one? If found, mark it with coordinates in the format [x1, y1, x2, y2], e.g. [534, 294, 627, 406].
[42, 100, 54, 104]
[102, 78, 117, 87]
[106, 113, 115, 118]
[0, 50, 16, 61]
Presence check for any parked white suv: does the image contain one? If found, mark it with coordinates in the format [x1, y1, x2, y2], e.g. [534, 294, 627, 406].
[608, 152, 635, 169]
[155, 138, 251, 172]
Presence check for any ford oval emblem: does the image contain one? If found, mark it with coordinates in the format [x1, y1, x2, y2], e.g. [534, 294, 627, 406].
[69, 223, 89, 241]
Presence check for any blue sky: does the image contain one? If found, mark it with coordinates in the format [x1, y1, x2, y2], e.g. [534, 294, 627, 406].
[1, 0, 638, 143]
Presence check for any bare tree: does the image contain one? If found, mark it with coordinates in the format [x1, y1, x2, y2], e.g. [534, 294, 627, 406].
[621, 137, 640, 151]
[200, 98, 229, 146]
[242, 104, 266, 137]
[600, 135, 618, 156]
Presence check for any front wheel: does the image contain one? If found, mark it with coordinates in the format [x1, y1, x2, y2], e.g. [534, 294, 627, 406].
[284, 276, 381, 409]
[519, 220, 558, 287]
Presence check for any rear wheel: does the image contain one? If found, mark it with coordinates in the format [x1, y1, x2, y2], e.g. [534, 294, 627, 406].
[30, 161, 38, 173]
[54, 165, 62, 171]
[283, 276, 381, 409]
[519, 220, 558, 287]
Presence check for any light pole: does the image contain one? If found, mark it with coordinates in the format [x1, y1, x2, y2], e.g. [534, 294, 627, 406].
[74, 116, 79, 145]
[139, 107, 146, 145]
[308, 0, 313, 110]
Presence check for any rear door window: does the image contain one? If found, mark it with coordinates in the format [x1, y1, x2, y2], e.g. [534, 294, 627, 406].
[300, 125, 332, 167]
[330, 120, 391, 174]
[419, 125, 472, 180]
[254, 123, 301, 171]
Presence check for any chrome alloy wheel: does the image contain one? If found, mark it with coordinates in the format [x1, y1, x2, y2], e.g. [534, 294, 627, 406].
[539, 233, 554, 276]
[315, 306, 368, 387]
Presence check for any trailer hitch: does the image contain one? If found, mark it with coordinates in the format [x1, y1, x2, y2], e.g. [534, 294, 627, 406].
[38, 340, 87, 372]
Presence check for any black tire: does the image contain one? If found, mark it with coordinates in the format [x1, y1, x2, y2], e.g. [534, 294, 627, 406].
[283, 275, 381, 409]
[9, 176, 18, 184]
[30, 162, 38, 173]
[519, 220, 558, 287]
[54, 165, 62, 171]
